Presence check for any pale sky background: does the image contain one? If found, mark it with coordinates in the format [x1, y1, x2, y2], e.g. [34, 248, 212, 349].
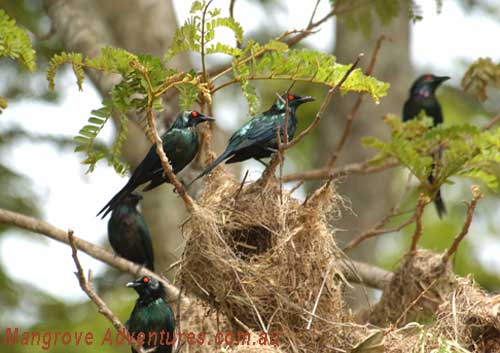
[1, 0, 500, 302]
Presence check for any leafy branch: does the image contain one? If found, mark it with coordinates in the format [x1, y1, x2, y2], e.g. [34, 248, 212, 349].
[461, 57, 500, 102]
[0, 9, 36, 112]
[363, 115, 500, 198]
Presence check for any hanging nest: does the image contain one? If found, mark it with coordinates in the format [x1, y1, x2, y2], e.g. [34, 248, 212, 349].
[383, 276, 500, 352]
[369, 249, 457, 327]
[178, 167, 356, 352]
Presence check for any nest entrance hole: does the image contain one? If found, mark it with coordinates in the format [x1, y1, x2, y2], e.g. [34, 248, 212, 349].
[230, 225, 273, 259]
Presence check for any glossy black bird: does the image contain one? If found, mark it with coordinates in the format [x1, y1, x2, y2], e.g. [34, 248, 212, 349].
[108, 193, 154, 270]
[98, 110, 213, 219]
[190, 93, 314, 184]
[126, 276, 175, 353]
[403, 74, 450, 218]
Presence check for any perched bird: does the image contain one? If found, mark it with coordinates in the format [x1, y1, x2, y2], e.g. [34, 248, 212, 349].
[190, 93, 314, 184]
[108, 193, 154, 271]
[403, 74, 450, 218]
[126, 276, 175, 353]
[98, 110, 213, 219]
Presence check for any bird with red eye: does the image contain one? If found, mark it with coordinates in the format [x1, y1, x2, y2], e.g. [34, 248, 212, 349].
[98, 110, 214, 219]
[189, 93, 315, 186]
[126, 276, 175, 353]
[403, 73, 450, 219]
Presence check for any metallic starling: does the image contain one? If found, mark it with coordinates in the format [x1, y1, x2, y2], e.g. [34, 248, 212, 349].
[190, 93, 314, 184]
[403, 74, 450, 218]
[98, 110, 213, 218]
[108, 193, 154, 270]
[126, 276, 175, 353]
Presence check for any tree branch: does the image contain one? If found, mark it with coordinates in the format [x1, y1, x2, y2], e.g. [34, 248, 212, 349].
[442, 185, 483, 264]
[282, 159, 399, 183]
[327, 35, 386, 169]
[68, 230, 147, 353]
[284, 54, 363, 150]
[409, 194, 430, 252]
[0, 208, 189, 305]
[340, 259, 393, 289]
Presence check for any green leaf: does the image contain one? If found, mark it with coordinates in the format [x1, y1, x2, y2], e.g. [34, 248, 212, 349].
[244, 49, 389, 102]
[178, 83, 200, 110]
[461, 57, 500, 102]
[47, 52, 83, 91]
[0, 9, 36, 72]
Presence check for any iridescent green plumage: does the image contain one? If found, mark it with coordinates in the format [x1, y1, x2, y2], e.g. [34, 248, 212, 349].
[98, 111, 213, 219]
[190, 94, 314, 184]
[403, 74, 449, 218]
[108, 193, 154, 270]
[126, 276, 175, 353]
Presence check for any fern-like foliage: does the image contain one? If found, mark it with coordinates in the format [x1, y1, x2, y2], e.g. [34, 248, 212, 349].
[0, 9, 36, 112]
[48, 47, 192, 173]
[461, 57, 500, 102]
[165, 0, 243, 61]
[363, 115, 500, 195]
[232, 48, 389, 105]
[47, 1, 390, 176]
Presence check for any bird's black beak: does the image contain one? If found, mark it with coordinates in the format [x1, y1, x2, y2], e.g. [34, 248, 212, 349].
[199, 114, 215, 122]
[126, 279, 142, 288]
[297, 96, 315, 103]
[435, 76, 450, 85]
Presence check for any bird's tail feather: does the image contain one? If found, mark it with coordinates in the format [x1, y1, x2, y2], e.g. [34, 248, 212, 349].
[97, 183, 131, 219]
[187, 150, 232, 188]
[434, 189, 446, 219]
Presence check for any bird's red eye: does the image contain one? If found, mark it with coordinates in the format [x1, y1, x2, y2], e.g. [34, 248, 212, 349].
[425, 74, 433, 81]
[191, 111, 199, 118]
[287, 95, 295, 101]
[143, 277, 149, 283]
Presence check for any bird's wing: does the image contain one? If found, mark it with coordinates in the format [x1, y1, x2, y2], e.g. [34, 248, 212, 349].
[229, 113, 283, 151]
[402, 99, 414, 121]
[136, 215, 155, 271]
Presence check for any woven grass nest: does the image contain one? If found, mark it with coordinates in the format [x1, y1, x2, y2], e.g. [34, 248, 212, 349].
[383, 276, 500, 352]
[177, 167, 360, 351]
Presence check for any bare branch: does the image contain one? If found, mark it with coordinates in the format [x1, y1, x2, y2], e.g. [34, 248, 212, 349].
[343, 172, 414, 252]
[283, 159, 399, 183]
[409, 194, 430, 252]
[0, 208, 189, 305]
[442, 185, 483, 264]
[285, 54, 363, 150]
[327, 35, 386, 169]
[68, 230, 147, 353]
[340, 259, 393, 289]
[481, 114, 500, 132]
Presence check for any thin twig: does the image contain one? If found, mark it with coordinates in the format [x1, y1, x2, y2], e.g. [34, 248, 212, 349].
[327, 35, 386, 169]
[200, 0, 214, 84]
[343, 171, 413, 252]
[68, 230, 147, 353]
[283, 159, 399, 183]
[0, 208, 188, 305]
[343, 216, 415, 252]
[481, 114, 500, 131]
[229, 0, 237, 20]
[409, 194, 430, 252]
[234, 170, 249, 201]
[285, 54, 363, 150]
[442, 185, 483, 264]
[308, 0, 322, 28]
